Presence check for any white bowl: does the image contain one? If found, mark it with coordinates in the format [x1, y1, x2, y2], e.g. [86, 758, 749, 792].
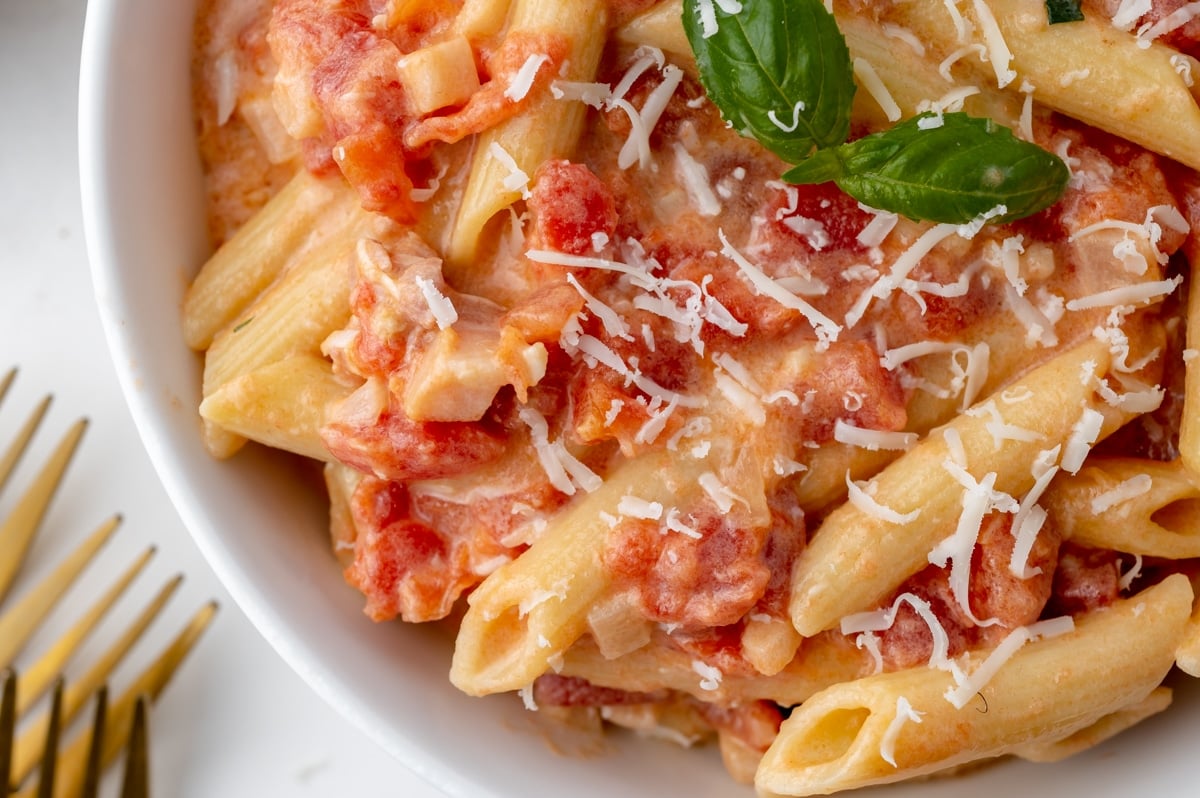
[78, 1, 1200, 796]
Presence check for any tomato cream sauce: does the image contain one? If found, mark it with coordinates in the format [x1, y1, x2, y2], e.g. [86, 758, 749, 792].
[196, 0, 1195, 709]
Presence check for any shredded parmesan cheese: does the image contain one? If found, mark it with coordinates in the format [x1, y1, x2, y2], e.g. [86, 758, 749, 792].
[414, 275, 458, 330]
[842, 593, 963, 681]
[1138, 3, 1200, 45]
[943, 617, 1074, 708]
[618, 494, 665, 520]
[673, 143, 722, 217]
[1061, 407, 1105, 474]
[846, 473, 921, 523]
[1091, 474, 1153, 514]
[932, 462, 1019, 624]
[1118, 553, 1145, 590]
[880, 697, 924, 767]
[691, 659, 723, 691]
[844, 223, 959, 328]
[854, 57, 902, 122]
[937, 43, 987, 82]
[488, 142, 531, 198]
[698, 472, 744, 513]
[1112, 0, 1152, 30]
[504, 53, 551, 101]
[616, 64, 684, 170]
[519, 406, 602, 495]
[882, 24, 926, 55]
[971, 0, 1017, 88]
[1065, 276, 1183, 311]
[719, 230, 841, 346]
[833, 420, 918, 451]
[692, 0, 744, 39]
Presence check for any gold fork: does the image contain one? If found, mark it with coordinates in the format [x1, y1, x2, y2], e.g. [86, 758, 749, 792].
[2, 675, 149, 798]
[0, 367, 217, 796]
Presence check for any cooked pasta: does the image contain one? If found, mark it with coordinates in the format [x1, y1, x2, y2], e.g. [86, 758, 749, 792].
[189, 0, 1200, 793]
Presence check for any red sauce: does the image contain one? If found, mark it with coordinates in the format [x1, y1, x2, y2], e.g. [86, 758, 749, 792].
[323, 399, 509, 481]
[604, 488, 805, 631]
[345, 478, 467, 622]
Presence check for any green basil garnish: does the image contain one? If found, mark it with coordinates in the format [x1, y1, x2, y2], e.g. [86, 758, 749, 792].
[784, 113, 1070, 225]
[682, 0, 1069, 225]
[681, 0, 855, 163]
[1044, 0, 1085, 24]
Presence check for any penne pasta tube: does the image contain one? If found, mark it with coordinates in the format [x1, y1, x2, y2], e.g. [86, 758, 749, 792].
[199, 213, 396, 457]
[741, 615, 805, 677]
[614, 0, 692, 59]
[1043, 458, 1200, 558]
[199, 353, 355, 462]
[451, 448, 698, 696]
[325, 462, 363, 569]
[758, 575, 1193, 797]
[444, 0, 608, 271]
[789, 340, 1130, 637]
[559, 630, 870, 707]
[1012, 687, 1173, 764]
[869, 0, 1200, 171]
[183, 170, 360, 350]
[837, 11, 1020, 128]
[1174, 571, 1200, 677]
[1181, 254, 1200, 477]
[793, 322, 1068, 513]
[450, 0, 514, 40]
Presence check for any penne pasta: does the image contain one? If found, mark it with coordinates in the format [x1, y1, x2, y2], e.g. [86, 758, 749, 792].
[559, 630, 871, 707]
[1043, 458, 1200, 558]
[1012, 687, 1173, 764]
[199, 215, 401, 457]
[861, 0, 1200, 171]
[759, 576, 1193, 796]
[790, 340, 1130, 637]
[1182, 250, 1200, 476]
[451, 449, 686, 696]
[324, 462, 363, 569]
[200, 353, 355, 461]
[182, 170, 359, 350]
[444, 0, 609, 272]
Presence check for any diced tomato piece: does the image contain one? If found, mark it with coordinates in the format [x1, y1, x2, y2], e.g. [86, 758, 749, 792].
[528, 160, 619, 256]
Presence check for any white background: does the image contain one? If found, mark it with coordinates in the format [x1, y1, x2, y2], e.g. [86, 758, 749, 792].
[0, 3, 446, 795]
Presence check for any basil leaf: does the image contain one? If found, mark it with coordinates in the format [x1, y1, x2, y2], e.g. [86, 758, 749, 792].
[682, 0, 855, 163]
[1045, 0, 1085, 24]
[784, 113, 1070, 224]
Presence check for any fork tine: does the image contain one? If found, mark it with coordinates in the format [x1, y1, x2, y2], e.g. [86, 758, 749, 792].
[34, 679, 64, 798]
[1, 669, 15, 791]
[0, 515, 123, 670]
[9, 575, 183, 786]
[79, 687, 107, 798]
[118, 696, 149, 798]
[34, 601, 218, 798]
[0, 416, 88, 603]
[0, 388, 49, 493]
[0, 367, 14, 403]
[14, 541, 155, 715]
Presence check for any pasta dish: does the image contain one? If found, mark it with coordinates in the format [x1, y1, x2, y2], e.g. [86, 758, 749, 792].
[188, 0, 1200, 793]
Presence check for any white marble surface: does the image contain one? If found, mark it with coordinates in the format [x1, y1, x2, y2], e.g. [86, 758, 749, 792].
[0, 3, 447, 795]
